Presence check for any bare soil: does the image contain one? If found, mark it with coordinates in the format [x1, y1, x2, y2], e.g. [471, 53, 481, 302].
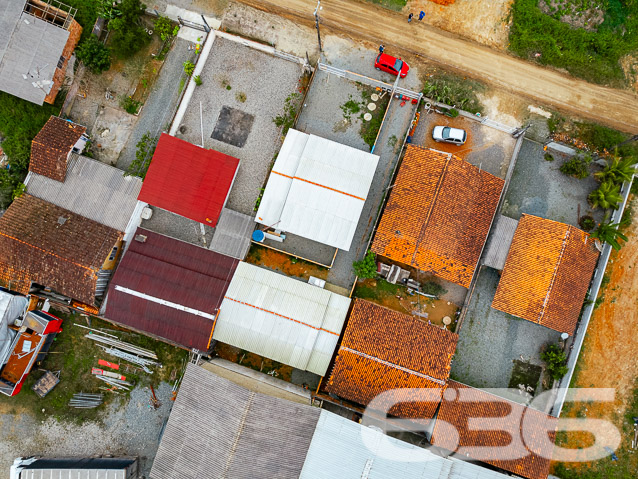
[245, 244, 329, 281]
[214, 343, 293, 381]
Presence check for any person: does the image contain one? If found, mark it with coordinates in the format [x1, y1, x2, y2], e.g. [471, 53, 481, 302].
[419, 11, 425, 21]
[379, 44, 384, 54]
[408, 12, 413, 23]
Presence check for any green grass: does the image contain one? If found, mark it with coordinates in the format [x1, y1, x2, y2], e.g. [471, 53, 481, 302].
[354, 279, 401, 300]
[363, 0, 408, 11]
[64, 0, 100, 42]
[509, 0, 638, 85]
[422, 72, 485, 115]
[0, 309, 187, 424]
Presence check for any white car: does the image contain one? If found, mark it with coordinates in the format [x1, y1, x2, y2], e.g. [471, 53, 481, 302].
[432, 126, 467, 145]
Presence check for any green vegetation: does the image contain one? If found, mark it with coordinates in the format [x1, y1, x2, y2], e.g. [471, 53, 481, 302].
[236, 92, 247, 103]
[588, 181, 623, 209]
[119, 95, 142, 115]
[359, 88, 389, 149]
[108, 0, 150, 58]
[362, 0, 408, 11]
[154, 15, 180, 42]
[422, 72, 485, 115]
[579, 215, 596, 231]
[125, 132, 158, 178]
[183, 61, 195, 76]
[560, 155, 592, 179]
[193, 75, 202, 86]
[595, 153, 637, 183]
[340, 97, 361, 120]
[354, 278, 401, 300]
[0, 92, 60, 207]
[353, 251, 377, 279]
[544, 153, 555, 161]
[591, 220, 628, 249]
[509, 0, 638, 85]
[76, 36, 111, 74]
[273, 92, 301, 136]
[541, 343, 569, 381]
[421, 281, 447, 297]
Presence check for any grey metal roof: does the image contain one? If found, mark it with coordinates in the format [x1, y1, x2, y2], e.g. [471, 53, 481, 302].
[150, 363, 319, 479]
[26, 154, 143, 232]
[18, 471, 125, 479]
[15, 457, 137, 479]
[209, 208, 255, 260]
[482, 214, 519, 270]
[0, 0, 24, 63]
[0, 9, 68, 104]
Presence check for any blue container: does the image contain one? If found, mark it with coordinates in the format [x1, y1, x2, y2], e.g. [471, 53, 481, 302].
[252, 229, 265, 242]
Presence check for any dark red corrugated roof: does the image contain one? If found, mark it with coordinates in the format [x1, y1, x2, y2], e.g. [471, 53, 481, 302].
[105, 228, 238, 351]
[138, 134, 240, 226]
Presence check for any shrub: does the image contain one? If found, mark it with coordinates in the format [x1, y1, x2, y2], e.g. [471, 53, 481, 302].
[273, 92, 301, 136]
[120, 96, 142, 115]
[76, 36, 111, 73]
[108, 0, 149, 58]
[421, 281, 447, 297]
[193, 75, 202, 86]
[125, 132, 158, 178]
[544, 153, 554, 162]
[422, 72, 485, 114]
[154, 15, 178, 42]
[448, 108, 460, 118]
[559, 155, 591, 179]
[183, 61, 195, 76]
[578, 215, 595, 231]
[541, 343, 568, 381]
[588, 181, 623, 209]
[353, 251, 377, 279]
[591, 220, 628, 250]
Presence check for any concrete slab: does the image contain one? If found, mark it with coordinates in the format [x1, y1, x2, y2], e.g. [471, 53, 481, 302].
[92, 106, 137, 166]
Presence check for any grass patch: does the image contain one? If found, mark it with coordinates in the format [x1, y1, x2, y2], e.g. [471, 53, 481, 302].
[340, 96, 361, 120]
[0, 309, 187, 424]
[509, 0, 638, 85]
[362, 0, 408, 11]
[508, 359, 542, 392]
[422, 72, 485, 115]
[360, 88, 390, 149]
[354, 279, 401, 300]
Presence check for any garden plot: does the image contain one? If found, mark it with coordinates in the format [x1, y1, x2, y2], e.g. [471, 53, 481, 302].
[172, 36, 305, 216]
[411, 110, 517, 179]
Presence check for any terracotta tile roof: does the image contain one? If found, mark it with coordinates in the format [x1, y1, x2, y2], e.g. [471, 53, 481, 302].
[30, 116, 86, 182]
[491, 214, 600, 333]
[44, 19, 82, 104]
[432, 381, 557, 479]
[0, 195, 121, 305]
[371, 146, 504, 288]
[326, 299, 458, 419]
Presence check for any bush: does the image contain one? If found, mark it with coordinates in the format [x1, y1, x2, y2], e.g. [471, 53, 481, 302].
[579, 215, 595, 231]
[125, 132, 158, 178]
[422, 72, 485, 114]
[544, 153, 554, 162]
[421, 281, 447, 297]
[560, 155, 591, 179]
[193, 75, 202, 86]
[183, 61, 195, 76]
[76, 36, 111, 73]
[108, 0, 149, 58]
[353, 251, 377, 279]
[273, 92, 301, 136]
[154, 15, 179, 42]
[120, 96, 142, 115]
[541, 343, 569, 381]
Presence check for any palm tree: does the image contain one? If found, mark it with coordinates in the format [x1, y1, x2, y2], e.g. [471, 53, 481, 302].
[594, 151, 637, 184]
[588, 181, 623, 210]
[591, 221, 628, 251]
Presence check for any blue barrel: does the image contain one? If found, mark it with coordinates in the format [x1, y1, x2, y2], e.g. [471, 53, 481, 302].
[252, 229, 265, 242]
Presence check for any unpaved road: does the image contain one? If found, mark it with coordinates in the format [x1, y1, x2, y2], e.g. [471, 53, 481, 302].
[238, 0, 638, 133]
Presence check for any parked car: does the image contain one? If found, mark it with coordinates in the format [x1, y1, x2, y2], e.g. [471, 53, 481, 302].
[432, 126, 467, 145]
[374, 53, 410, 78]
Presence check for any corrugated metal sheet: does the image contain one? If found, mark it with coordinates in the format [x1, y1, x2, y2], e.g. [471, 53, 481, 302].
[256, 129, 379, 251]
[105, 228, 238, 351]
[482, 215, 519, 270]
[0, 11, 68, 105]
[447, 459, 514, 479]
[19, 471, 125, 479]
[0, 1, 23, 61]
[138, 133, 239, 227]
[208, 208, 255, 260]
[150, 363, 319, 479]
[26, 154, 142, 232]
[214, 262, 350, 375]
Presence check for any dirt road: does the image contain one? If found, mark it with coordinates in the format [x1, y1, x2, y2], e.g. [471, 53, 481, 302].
[237, 0, 638, 133]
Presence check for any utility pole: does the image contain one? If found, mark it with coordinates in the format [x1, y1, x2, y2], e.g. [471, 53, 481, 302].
[314, 1, 322, 53]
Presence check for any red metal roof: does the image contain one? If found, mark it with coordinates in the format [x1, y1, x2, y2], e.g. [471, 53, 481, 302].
[138, 134, 240, 226]
[105, 228, 238, 351]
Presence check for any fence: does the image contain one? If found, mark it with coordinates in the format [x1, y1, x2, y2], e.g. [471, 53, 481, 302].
[551, 175, 634, 417]
[215, 30, 308, 66]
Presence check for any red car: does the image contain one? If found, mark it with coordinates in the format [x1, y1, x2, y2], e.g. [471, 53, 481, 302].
[374, 53, 410, 78]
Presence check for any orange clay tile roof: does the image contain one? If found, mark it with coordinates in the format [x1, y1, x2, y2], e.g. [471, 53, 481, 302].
[44, 19, 82, 105]
[371, 146, 504, 288]
[432, 381, 557, 479]
[0, 194, 121, 305]
[491, 214, 600, 334]
[30, 116, 86, 182]
[325, 299, 458, 420]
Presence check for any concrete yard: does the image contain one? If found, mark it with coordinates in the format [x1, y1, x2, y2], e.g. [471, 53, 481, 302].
[172, 36, 305, 216]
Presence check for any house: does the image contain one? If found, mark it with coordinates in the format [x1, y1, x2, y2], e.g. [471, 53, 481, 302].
[138, 133, 240, 227]
[256, 129, 379, 251]
[105, 228, 239, 351]
[0, 194, 122, 307]
[0, 0, 82, 105]
[372, 146, 504, 288]
[29, 116, 87, 182]
[325, 299, 458, 420]
[11, 456, 139, 479]
[432, 380, 557, 479]
[491, 214, 600, 334]
[213, 262, 350, 375]
[150, 363, 514, 479]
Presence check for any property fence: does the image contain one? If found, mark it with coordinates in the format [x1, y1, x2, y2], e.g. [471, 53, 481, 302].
[215, 30, 308, 66]
[551, 175, 634, 417]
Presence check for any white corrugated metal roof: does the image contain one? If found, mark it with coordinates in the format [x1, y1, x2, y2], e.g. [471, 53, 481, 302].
[301, 411, 512, 479]
[256, 129, 379, 250]
[26, 154, 143, 232]
[213, 262, 350, 375]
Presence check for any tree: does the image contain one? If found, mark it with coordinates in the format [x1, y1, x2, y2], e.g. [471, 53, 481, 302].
[125, 131, 158, 178]
[541, 343, 568, 382]
[353, 251, 377, 279]
[108, 0, 149, 58]
[76, 36, 111, 73]
[154, 15, 179, 42]
[594, 151, 637, 184]
[588, 181, 623, 209]
[591, 221, 628, 251]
